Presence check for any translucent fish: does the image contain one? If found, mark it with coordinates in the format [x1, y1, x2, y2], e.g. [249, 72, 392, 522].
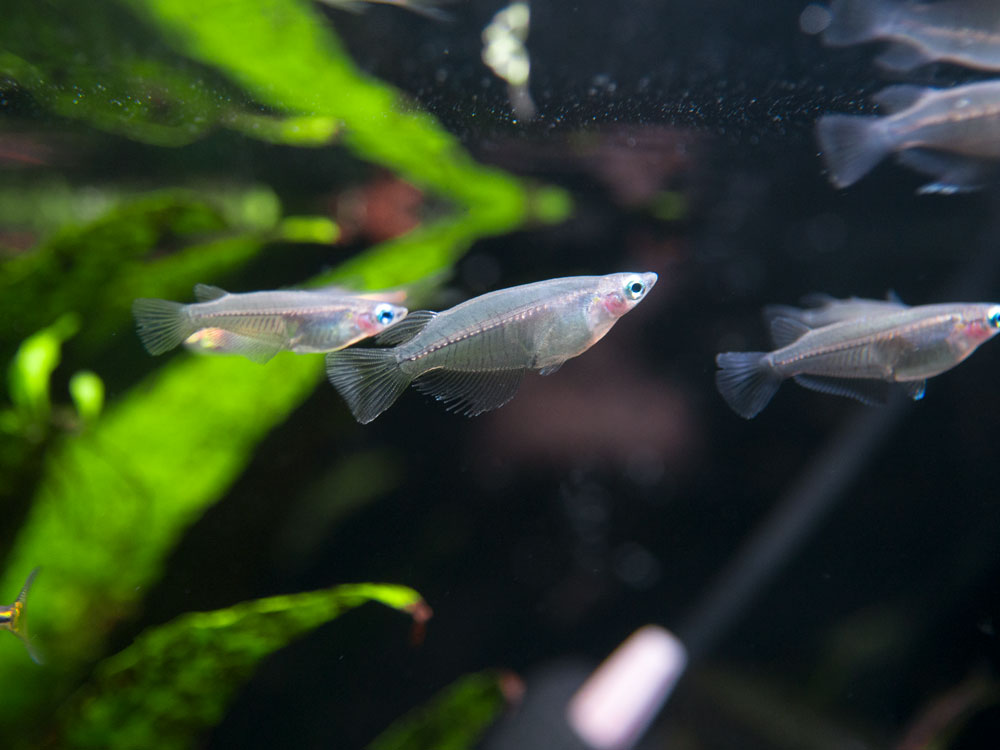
[816, 81, 1000, 192]
[762, 291, 907, 332]
[326, 272, 657, 423]
[0, 568, 42, 664]
[716, 300, 1000, 418]
[132, 285, 408, 363]
[822, 0, 1000, 72]
[315, 0, 456, 21]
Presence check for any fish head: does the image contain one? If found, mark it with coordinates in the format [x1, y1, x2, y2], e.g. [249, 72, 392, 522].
[950, 304, 1000, 356]
[596, 272, 658, 318]
[357, 302, 408, 336]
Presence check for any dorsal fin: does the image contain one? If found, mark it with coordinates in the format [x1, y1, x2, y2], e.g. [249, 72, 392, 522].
[375, 310, 436, 346]
[769, 316, 812, 348]
[885, 289, 905, 305]
[194, 284, 227, 302]
[871, 84, 928, 114]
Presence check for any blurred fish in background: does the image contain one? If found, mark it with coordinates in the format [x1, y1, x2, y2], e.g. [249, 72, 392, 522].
[816, 82, 1000, 192]
[326, 272, 657, 423]
[821, 0, 1000, 72]
[762, 292, 907, 329]
[315, 0, 457, 21]
[716, 298, 1000, 418]
[133, 284, 408, 362]
[0, 569, 42, 664]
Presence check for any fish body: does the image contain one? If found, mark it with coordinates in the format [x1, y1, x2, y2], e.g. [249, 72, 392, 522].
[823, 0, 1000, 72]
[326, 272, 657, 423]
[0, 568, 41, 664]
[817, 80, 1000, 192]
[716, 300, 1000, 418]
[133, 285, 407, 363]
[762, 292, 907, 329]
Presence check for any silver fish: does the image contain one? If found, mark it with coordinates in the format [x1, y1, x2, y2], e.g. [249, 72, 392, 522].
[817, 81, 1000, 192]
[716, 300, 1000, 418]
[762, 292, 907, 330]
[822, 0, 1000, 72]
[326, 272, 658, 423]
[183, 286, 410, 357]
[0, 568, 42, 664]
[133, 284, 408, 363]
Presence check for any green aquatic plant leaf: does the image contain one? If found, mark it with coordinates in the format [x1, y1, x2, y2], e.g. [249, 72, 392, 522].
[368, 671, 508, 750]
[0, 352, 325, 732]
[0, 0, 338, 147]
[68, 371, 106, 424]
[60, 583, 426, 749]
[6, 314, 80, 428]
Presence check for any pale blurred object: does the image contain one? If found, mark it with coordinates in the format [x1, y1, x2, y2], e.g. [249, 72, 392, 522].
[567, 626, 688, 750]
[482, 2, 536, 121]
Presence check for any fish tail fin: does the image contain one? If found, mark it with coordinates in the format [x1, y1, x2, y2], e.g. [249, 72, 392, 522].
[10, 568, 43, 664]
[816, 114, 890, 188]
[131, 298, 197, 355]
[325, 348, 411, 424]
[715, 352, 782, 419]
[822, 0, 888, 47]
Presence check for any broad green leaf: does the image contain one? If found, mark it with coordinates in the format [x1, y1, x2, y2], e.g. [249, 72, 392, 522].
[368, 671, 508, 750]
[60, 583, 426, 749]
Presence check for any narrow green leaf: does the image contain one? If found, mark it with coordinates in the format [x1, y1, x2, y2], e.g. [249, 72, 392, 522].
[368, 671, 508, 750]
[60, 583, 425, 750]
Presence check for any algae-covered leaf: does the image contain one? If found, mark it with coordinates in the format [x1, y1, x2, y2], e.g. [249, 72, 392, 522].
[368, 671, 508, 750]
[61, 583, 427, 750]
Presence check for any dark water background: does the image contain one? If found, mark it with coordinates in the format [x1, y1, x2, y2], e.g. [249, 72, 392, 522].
[11, 0, 1000, 747]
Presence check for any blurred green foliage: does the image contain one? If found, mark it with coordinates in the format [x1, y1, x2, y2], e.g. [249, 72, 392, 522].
[368, 671, 509, 750]
[60, 583, 424, 749]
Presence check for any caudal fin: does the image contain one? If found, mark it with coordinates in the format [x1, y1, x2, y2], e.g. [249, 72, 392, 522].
[6, 568, 43, 664]
[132, 298, 197, 355]
[816, 114, 890, 188]
[715, 352, 783, 419]
[822, 0, 887, 47]
[325, 348, 412, 424]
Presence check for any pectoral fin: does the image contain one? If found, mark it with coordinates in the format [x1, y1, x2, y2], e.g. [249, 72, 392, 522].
[413, 368, 525, 416]
[895, 149, 1000, 194]
[792, 374, 889, 406]
[902, 380, 926, 401]
[193, 284, 228, 302]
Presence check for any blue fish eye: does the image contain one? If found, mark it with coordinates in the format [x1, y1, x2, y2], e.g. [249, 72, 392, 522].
[625, 279, 645, 300]
[989, 308, 1000, 329]
[376, 306, 395, 325]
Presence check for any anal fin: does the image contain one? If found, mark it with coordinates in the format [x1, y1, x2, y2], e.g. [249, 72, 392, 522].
[413, 368, 525, 416]
[792, 374, 890, 406]
[895, 149, 1000, 194]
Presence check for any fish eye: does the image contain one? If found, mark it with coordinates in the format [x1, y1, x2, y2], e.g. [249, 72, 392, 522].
[624, 277, 645, 300]
[989, 306, 1000, 329]
[375, 305, 395, 326]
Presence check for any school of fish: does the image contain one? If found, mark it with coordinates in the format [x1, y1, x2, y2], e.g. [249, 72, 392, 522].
[814, 0, 1000, 192]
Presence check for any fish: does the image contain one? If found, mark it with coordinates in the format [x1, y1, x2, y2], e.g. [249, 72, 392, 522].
[1, 568, 42, 664]
[182, 286, 409, 357]
[822, 0, 1000, 72]
[762, 292, 907, 330]
[315, 0, 455, 21]
[326, 272, 658, 423]
[715, 300, 1000, 418]
[816, 81, 1000, 192]
[132, 285, 408, 363]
